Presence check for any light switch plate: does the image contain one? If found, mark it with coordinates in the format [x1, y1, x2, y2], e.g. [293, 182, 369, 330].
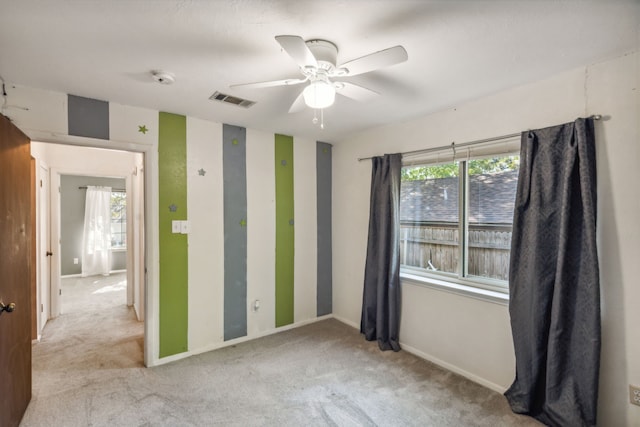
[631, 385, 640, 407]
[172, 220, 181, 234]
[180, 221, 190, 234]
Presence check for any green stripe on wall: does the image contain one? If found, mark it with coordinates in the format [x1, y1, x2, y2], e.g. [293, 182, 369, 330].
[275, 134, 294, 327]
[158, 112, 188, 357]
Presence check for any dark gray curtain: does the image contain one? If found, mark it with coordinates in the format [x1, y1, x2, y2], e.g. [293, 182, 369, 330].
[360, 153, 402, 352]
[505, 118, 600, 426]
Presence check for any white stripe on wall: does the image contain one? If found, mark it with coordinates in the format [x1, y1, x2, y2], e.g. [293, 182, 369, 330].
[293, 137, 318, 323]
[246, 129, 276, 335]
[187, 117, 224, 351]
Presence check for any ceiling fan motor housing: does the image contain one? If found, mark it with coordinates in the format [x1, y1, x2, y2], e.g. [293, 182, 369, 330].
[306, 39, 338, 70]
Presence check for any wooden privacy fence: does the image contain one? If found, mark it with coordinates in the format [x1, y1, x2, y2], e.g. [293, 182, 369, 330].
[400, 222, 512, 281]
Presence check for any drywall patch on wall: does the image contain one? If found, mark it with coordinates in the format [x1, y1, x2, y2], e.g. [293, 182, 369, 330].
[316, 141, 332, 316]
[4, 84, 67, 135]
[223, 124, 248, 340]
[68, 95, 109, 140]
[275, 134, 294, 327]
[158, 112, 188, 357]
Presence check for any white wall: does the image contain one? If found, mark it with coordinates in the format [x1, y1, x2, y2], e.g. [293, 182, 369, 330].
[332, 51, 639, 426]
[294, 137, 318, 322]
[186, 118, 224, 350]
[246, 129, 276, 336]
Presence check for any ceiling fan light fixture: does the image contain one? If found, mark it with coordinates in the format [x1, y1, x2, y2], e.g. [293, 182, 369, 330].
[303, 80, 335, 109]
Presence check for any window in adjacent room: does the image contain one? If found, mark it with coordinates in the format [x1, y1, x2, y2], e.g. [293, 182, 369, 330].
[110, 191, 126, 249]
[400, 151, 519, 293]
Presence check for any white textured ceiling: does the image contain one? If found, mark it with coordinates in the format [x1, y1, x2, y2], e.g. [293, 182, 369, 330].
[0, 0, 638, 142]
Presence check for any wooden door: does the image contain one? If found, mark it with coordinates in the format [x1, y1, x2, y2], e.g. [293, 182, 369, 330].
[0, 113, 32, 427]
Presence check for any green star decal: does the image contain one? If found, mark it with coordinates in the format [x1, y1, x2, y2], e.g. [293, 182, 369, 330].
[232, 138, 239, 145]
[138, 125, 149, 134]
[239, 218, 247, 227]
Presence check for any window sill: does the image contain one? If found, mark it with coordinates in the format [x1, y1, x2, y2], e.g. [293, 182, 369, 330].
[111, 247, 127, 252]
[400, 272, 509, 306]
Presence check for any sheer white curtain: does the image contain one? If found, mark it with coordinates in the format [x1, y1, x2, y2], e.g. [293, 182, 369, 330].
[82, 186, 112, 277]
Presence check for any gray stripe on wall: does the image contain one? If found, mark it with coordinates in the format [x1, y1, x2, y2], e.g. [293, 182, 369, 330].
[223, 124, 248, 340]
[316, 141, 332, 316]
[68, 94, 110, 140]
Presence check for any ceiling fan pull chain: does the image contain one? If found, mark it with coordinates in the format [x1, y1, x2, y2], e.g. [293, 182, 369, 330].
[312, 109, 318, 125]
[320, 108, 325, 130]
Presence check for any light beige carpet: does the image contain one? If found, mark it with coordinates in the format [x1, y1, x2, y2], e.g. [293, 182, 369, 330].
[21, 274, 540, 426]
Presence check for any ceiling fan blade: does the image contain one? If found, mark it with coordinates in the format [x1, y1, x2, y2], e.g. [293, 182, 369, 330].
[336, 82, 379, 102]
[275, 35, 318, 68]
[339, 45, 408, 76]
[230, 77, 307, 90]
[288, 89, 306, 113]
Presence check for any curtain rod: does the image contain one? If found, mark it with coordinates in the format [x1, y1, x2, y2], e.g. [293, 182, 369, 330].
[78, 186, 126, 192]
[357, 114, 603, 162]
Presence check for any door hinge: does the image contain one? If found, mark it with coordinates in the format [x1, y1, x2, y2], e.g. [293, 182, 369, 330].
[59, 289, 62, 296]
[40, 179, 43, 187]
[40, 304, 43, 313]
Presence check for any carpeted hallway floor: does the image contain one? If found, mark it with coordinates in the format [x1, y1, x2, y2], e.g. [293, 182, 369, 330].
[21, 273, 540, 426]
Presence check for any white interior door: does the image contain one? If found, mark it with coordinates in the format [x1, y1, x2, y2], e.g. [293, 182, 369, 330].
[37, 164, 50, 335]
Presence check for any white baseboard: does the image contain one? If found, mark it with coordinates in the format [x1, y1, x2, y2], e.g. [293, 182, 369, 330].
[61, 270, 126, 279]
[150, 314, 335, 367]
[149, 312, 507, 394]
[331, 314, 507, 394]
[399, 342, 507, 393]
[332, 314, 359, 329]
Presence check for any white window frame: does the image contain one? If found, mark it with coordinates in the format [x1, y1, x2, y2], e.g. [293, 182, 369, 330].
[399, 147, 520, 302]
[110, 191, 127, 250]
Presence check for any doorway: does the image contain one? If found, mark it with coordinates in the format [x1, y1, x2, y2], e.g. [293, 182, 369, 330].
[31, 142, 145, 363]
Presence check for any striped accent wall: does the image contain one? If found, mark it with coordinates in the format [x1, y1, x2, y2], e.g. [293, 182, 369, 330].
[158, 112, 189, 357]
[223, 124, 248, 340]
[47, 91, 333, 358]
[275, 134, 295, 327]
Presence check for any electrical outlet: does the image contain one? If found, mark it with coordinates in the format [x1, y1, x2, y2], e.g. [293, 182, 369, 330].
[630, 385, 640, 407]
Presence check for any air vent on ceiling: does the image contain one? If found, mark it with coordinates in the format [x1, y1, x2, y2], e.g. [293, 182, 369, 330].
[209, 91, 256, 108]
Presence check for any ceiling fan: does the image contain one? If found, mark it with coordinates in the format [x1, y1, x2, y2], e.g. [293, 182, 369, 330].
[230, 35, 408, 116]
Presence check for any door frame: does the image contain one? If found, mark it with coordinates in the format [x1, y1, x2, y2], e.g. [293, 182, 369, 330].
[49, 169, 134, 317]
[35, 161, 50, 338]
[28, 133, 159, 367]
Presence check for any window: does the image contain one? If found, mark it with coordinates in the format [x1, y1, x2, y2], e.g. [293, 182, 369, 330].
[110, 191, 126, 249]
[400, 153, 519, 293]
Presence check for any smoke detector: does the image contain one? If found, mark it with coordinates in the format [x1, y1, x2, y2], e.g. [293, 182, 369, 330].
[151, 70, 175, 85]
